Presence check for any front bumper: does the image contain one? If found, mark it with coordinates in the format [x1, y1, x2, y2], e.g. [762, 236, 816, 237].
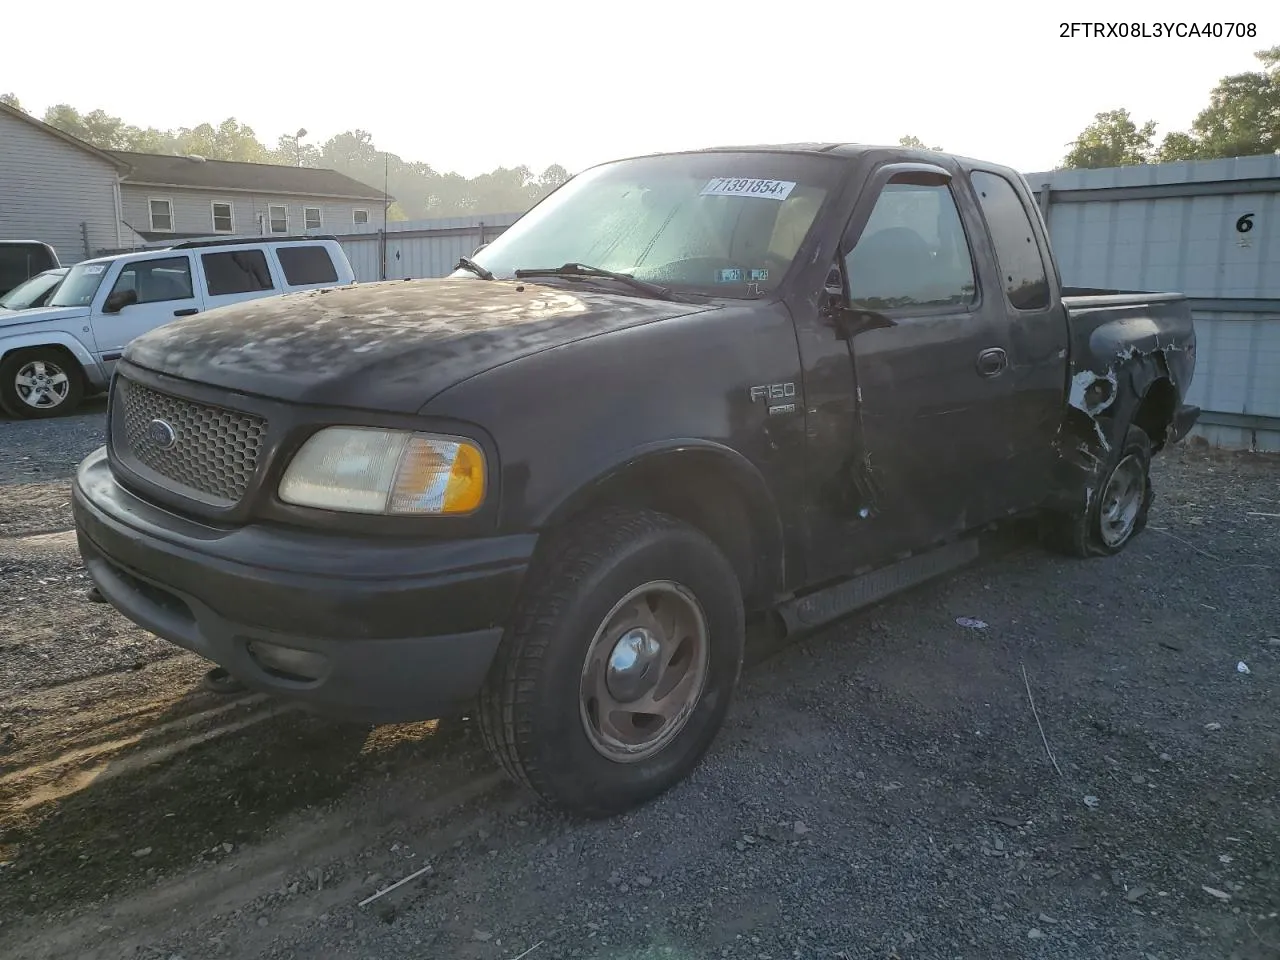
[72, 447, 535, 723]
[1170, 403, 1201, 444]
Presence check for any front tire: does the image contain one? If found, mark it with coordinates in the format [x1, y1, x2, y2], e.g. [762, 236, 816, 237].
[478, 508, 745, 817]
[1042, 423, 1154, 557]
[0, 348, 85, 419]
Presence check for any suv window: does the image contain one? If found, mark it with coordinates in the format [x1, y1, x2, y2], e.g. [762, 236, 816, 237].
[202, 250, 275, 296]
[0, 243, 58, 296]
[277, 245, 339, 286]
[111, 257, 194, 304]
[844, 183, 976, 310]
[0, 270, 64, 309]
[969, 171, 1050, 310]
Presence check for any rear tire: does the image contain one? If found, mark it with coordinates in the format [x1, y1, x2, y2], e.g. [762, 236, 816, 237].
[1041, 423, 1154, 558]
[0, 348, 85, 419]
[478, 508, 745, 818]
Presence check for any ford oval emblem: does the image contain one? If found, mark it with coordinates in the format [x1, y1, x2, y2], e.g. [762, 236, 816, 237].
[146, 418, 177, 450]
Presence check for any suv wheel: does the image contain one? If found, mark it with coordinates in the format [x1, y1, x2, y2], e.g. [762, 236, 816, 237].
[478, 508, 745, 817]
[0, 348, 85, 419]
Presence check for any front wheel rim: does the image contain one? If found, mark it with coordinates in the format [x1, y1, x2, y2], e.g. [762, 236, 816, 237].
[1099, 454, 1145, 547]
[14, 359, 70, 409]
[579, 580, 710, 764]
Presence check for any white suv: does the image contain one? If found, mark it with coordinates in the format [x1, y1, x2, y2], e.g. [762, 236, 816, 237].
[0, 236, 355, 419]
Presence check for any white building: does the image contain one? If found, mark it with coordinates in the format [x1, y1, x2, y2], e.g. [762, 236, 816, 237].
[0, 101, 388, 263]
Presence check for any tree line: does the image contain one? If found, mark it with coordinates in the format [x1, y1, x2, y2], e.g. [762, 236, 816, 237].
[0, 93, 568, 220]
[1062, 46, 1280, 169]
[14, 45, 1271, 217]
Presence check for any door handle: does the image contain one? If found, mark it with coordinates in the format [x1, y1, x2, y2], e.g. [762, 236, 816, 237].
[976, 347, 1007, 378]
[173, 308, 199, 317]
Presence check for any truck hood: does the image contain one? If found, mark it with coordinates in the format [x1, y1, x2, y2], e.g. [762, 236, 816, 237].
[0, 305, 90, 328]
[125, 278, 714, 413]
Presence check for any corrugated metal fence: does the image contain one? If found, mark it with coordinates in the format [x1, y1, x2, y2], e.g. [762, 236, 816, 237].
[1025, 155, 1280, 452]
[316, 213, 522, 283]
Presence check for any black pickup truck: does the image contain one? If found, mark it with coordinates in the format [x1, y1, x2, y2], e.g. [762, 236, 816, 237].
[72, 144, 1199, 816]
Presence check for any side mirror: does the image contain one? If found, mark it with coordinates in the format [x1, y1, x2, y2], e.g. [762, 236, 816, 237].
[842, 307, 897, 336]
[472, 243, 489, 256]
[103, 288, 138, 314]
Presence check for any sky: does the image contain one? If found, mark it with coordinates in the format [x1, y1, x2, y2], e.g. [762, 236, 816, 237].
[4, 0, 1276, 178]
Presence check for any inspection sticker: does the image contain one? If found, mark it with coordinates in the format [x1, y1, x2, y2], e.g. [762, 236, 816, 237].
[700, 178, 796, 201]
[82, 264, 106, 274]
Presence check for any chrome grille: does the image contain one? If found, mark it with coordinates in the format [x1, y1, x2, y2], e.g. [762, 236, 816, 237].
[114, 378, 267, 505]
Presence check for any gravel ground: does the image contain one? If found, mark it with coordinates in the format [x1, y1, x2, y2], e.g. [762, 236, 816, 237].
[0, 406, 1276, 960]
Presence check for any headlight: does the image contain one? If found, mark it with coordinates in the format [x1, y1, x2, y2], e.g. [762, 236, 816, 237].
[278, 427, 486, 515]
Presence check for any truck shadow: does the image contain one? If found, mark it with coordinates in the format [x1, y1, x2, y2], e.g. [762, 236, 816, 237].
[0, 669, 491, 924]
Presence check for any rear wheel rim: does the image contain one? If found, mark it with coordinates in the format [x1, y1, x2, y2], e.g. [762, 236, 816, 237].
[14, 359, 70, 410]
[579, 580, 710, 764]
[1099, 454, 1144, 547]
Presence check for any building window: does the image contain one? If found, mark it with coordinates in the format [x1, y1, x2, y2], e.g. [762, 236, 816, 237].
[268, 204, 288, 234]
[353, 209, 370, 226]
[149, 198, 174, 233]
[211, 202, 234, 233]
[304, 207, 322, 231]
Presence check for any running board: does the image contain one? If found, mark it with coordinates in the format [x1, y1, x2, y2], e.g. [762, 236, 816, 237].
[777, 537, 980, 637]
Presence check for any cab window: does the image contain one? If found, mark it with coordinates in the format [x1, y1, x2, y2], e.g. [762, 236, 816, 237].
[969, 171, 1050, 310]
[844, 182, 977, 310]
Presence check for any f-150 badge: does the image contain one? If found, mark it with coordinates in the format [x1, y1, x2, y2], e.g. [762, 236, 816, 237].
[749, 382, 798, 416]
[749, 382, 796, 403]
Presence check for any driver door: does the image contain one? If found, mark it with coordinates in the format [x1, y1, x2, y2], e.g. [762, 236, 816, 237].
[92, 254, 201, 370]
[833, 165, 1019, 566]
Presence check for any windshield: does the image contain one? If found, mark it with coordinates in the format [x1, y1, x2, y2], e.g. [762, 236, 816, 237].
[49, 261, 112, 307]
[456, 152, 841, 299]
[0, 271, 64, 309]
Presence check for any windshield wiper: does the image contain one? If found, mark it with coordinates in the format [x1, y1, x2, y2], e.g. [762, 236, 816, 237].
[455, 256, 494, 280]
[513, 263, 675, 301]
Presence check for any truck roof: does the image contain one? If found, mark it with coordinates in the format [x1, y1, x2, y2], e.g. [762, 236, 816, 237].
[622, 142, 1014, 175]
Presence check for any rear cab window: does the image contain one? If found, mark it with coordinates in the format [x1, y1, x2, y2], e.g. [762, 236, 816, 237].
[968, 170, 1050, 310]
[276, 245, 339, 286]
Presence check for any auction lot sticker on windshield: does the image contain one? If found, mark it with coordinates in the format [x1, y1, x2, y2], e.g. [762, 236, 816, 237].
[82, 265, 106, 274]
[700, 178, 797, 201]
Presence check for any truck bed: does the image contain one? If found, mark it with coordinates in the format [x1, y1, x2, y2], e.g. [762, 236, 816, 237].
[1057, 286, 1196, 447]
[1059, 287, 1194, 365]
[1061, 286, 1188, 308]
